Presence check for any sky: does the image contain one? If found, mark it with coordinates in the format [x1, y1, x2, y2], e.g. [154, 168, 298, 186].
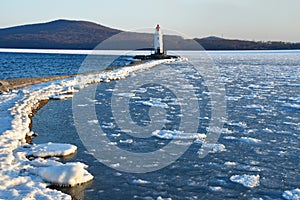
[0, 0, 299, 42]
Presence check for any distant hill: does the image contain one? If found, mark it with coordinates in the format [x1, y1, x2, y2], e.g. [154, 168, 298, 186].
[201, 36, 225, 41]
[0, 19, 121, 49]
[0, 19, 299, 50]
[195, 37, 300, 50]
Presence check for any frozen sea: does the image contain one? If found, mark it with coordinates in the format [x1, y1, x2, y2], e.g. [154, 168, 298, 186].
[1, 50, 299, 199]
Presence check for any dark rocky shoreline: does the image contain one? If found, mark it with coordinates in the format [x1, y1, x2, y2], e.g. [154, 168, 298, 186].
[134, 53, 179, 60]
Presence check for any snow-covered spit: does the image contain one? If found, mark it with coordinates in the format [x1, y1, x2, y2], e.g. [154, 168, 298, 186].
[0, 58, 177, 199]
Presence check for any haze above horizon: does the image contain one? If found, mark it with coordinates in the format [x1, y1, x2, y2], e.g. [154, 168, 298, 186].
[1, 0, 299, 43]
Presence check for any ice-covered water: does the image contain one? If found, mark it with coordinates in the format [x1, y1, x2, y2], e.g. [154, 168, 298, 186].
[28, 51, 300, 199]
[0, 50, 299, 199]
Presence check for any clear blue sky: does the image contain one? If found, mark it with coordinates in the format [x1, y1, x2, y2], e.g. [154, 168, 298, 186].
[1, 0, 299, 42]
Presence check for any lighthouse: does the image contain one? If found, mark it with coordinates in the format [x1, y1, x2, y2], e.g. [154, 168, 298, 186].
[154, 24, 164, 54]
[134, 24, 179, 60]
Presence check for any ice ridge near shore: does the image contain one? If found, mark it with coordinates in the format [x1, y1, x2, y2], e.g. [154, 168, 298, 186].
[0, 58, 177, 199]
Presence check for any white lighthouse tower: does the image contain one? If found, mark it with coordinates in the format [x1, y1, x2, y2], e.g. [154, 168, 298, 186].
[154, 24, 164, 54]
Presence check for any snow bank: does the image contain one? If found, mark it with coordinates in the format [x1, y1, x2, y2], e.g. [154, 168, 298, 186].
[283, 188, 300, 200]
[230, 174, 260, 188]
[0, 58, 178, 199]
[27, 143, 77, 157]
[31, 162, 93, 187]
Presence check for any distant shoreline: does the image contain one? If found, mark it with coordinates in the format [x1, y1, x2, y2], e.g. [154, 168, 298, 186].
[1, 48, 300, 55]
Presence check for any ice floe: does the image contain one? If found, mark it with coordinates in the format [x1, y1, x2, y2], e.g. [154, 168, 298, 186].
[230, 174, 260, 188]
[49, 94, 74, 100]
[223, 136, 262, 144]
[131, 179, 151, 185]
[243, 104, 264, 109]
[197, 143, 227, 154]
[119, 139, 134, 144]
[30, 162, 93, 187]
[156, 196, 172, 200]
[282, 103, 300, 109]
[222, 161, 261, 172]
[282, 188, 300, 200]
[223, 161, 238, 166]
[141, 100, 169, 108]
[226, 121, 248, 128]
[240, 137, 262, 143]
[225, 96, 241, 101]
[209, 186, 223, 192]
[152, 130, 206, 140]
